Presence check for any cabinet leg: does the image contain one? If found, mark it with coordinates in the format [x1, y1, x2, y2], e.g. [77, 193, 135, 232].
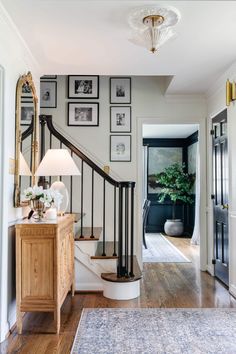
[17, 311, 23, 334]
[54, 307, 60, 334]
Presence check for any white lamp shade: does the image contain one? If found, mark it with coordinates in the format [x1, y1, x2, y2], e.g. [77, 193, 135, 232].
[35, 149, 81, 176]
[19, 152, 32, 176]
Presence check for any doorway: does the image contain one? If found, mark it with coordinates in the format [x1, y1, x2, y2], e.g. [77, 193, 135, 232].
[212, 109, 229, 286]
[142, 124, 200, 263]
[137, 117, 207, 271]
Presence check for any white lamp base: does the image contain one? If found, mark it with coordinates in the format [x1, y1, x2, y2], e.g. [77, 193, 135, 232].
[50, 181, 69, 214]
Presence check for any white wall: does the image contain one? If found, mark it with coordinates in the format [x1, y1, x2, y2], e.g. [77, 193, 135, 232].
[41, 76, 207, 265]
[206, 61, 236, 297]
[0, 2, 40, 341]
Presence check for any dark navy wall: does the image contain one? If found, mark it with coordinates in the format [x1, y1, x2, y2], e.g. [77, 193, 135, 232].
[143, 131, 198, 236]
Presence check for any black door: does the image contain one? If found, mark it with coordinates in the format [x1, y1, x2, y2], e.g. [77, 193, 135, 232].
[213, 109, 229, 286]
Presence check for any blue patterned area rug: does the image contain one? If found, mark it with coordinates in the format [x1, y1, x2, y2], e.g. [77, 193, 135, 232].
[71, 308, 236, 354]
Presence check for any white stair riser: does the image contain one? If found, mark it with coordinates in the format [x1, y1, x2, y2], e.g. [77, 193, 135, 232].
[103, 279, 140, 300]
[74, 243, 140, 300]
[75, 240, 98, 256]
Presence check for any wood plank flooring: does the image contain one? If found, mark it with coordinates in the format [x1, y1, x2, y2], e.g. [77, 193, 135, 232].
[1, 237, 236, 354]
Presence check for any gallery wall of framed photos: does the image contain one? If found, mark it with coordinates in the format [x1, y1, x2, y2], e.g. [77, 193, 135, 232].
[67, 75, 99, 127]
[109, 77, 132, 162]
[40, 75, 133, 166]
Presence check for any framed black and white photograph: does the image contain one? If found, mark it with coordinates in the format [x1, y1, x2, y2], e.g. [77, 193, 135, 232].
[68, 75, 99, 99]
[40, 75, 57, 79]
[22, 83, 32, 98]
[68, 102, 99, 126]
[21, 103, 34, 126]
[110, 77, 131, 104]
[110, 135, 131, 162]
[40, 81, 57, 108]
[110, 106, 131, 133]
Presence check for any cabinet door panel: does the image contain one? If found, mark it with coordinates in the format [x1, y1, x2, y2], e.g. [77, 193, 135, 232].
[21, 239, 54, 300]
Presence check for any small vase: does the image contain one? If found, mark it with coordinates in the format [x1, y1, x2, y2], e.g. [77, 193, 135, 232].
[31, 200, 45, 221]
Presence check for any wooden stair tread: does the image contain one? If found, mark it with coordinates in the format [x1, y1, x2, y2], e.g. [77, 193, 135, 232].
[101, 256, 142, 282]
[75, 227, 102, 241]
[91, 241, 118, 259]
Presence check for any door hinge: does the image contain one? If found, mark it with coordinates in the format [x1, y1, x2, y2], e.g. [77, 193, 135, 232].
[212, 259, 216, 265]
[211, 194, 215, 200]
[210, 129, 214, 136]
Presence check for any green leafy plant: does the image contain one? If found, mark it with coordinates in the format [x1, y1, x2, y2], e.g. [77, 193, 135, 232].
[155, 163, 195, 219]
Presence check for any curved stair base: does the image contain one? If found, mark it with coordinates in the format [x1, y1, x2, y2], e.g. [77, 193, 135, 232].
[103, 279, 140, 300]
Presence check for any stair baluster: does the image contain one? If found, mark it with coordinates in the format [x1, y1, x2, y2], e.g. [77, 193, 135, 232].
[102, 179, 106, 256]
[113, 186, 117, 257]
[90, 168, 94, 238]
[80, 160, 84, 238]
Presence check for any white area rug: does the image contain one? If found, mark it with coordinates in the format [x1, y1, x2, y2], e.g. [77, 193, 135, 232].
[143, 233, 191, 263]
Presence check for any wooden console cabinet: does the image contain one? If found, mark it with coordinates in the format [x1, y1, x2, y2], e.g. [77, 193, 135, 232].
[15, 214, 75, 334]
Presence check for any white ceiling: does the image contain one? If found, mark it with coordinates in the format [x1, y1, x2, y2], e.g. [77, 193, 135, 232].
[2, 0, 236, 94]
[143, 124, 198, 138]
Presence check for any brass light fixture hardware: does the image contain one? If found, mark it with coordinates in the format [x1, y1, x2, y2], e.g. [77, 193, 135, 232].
[103, 165, 110, 174]
[226, 79, 236, 106]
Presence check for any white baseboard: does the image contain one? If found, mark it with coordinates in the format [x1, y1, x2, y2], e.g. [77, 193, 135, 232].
[229, 284, 236, 299]
[75, 282, 103, 292]
[206, 264, 214, 276]
[0, 302, 16, 343]
[0, 321, 10, 343]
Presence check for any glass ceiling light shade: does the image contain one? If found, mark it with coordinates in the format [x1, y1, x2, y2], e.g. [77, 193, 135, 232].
[35, 149, 81, 214]
[128, 5, 181, 53]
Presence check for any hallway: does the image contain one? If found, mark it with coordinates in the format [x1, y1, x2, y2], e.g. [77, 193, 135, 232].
[1, 238, 236, 354]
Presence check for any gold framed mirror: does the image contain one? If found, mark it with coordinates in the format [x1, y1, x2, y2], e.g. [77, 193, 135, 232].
[14, 72, 39, 207]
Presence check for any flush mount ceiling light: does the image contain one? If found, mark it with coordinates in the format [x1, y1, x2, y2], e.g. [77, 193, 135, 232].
[128, 5, 181, 53]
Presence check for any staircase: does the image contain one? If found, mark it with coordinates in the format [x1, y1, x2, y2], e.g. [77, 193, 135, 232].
[32, 115, 142, 300]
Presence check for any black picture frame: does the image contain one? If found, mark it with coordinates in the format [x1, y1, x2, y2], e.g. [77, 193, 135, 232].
[40, 75, 57, 79]
[67, 102, 99, 127]
[110, 77, 131, 104]
[68, 75, 99, 99]
[40, 81, 57, 108]
[21, 103, 34, 126]
[110, 106, 131, 133]
[21, 83, 33, 99]
[110, 135, 131, 162]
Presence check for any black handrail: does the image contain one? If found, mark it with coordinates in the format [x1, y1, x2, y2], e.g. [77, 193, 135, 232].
[41, 115, 134, 188]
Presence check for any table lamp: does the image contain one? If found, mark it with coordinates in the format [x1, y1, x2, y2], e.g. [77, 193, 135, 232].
[35, 149, 81, 213]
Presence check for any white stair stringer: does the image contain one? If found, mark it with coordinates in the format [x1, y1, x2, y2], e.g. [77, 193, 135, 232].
[74, 242, 116, 291]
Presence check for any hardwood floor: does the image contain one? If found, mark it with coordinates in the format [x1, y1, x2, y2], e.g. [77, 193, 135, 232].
[1, 237, 236, 354]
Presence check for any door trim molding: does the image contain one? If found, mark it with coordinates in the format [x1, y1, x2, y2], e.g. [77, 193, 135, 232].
[136, 116, 207, 271]
[0, 65, 5, 341]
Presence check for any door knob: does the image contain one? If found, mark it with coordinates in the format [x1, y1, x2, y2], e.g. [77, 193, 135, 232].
[222, 204, 229, 210]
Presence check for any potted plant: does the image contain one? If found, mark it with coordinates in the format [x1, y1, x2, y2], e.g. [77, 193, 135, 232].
[155, 163, 195, 236]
